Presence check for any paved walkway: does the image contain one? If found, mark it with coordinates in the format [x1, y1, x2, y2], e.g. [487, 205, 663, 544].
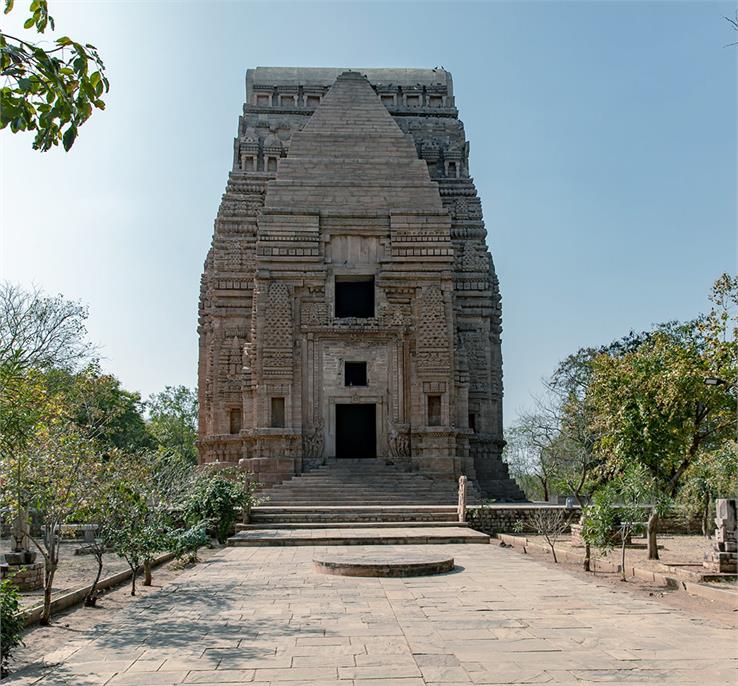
[7, 544, 737, 685]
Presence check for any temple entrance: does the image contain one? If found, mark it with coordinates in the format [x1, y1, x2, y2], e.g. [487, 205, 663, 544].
[335, 404, 376, 458]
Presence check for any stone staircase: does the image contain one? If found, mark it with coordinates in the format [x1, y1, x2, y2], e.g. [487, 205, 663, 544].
[228, 459, 489, 546]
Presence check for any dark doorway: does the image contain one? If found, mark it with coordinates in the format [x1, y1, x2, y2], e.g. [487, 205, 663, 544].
[335, 404, 376, 458]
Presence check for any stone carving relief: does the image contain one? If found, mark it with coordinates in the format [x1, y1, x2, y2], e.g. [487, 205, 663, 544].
[303, 419, 324, 458]
[416, 285, 450, 373]
[261, 282, 293, 375]
[388, 424, 410, 458]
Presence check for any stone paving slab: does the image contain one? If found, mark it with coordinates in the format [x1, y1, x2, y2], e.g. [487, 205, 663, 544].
[5, 544, 737, 685]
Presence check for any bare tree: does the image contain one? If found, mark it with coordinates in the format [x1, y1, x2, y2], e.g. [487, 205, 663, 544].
[0, 282, 93, 371]
[726, 11, 737, 46]
[527, 508, 571, 563]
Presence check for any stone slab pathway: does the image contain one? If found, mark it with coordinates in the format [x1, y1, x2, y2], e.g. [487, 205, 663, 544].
[5, 544, 736, 685]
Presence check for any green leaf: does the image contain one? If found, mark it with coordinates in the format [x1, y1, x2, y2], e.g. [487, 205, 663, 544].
[61, 124, 77, 151]
[4, 0, 14, 15]
[23, 17, 34, 28]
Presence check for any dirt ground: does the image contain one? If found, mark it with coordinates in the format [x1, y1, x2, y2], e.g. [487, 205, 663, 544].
[5, 545, 223, 676]
[502, 537, 738, 630]
[526, 532, 719, 575]
[1, 538, 130, 609]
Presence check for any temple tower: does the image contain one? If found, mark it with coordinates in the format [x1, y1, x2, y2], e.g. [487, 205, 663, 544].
[198, 67, 522, 500]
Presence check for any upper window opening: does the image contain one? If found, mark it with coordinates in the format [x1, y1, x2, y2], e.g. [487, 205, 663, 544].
[345, 362, 368, 387]
[335, 276, 374, 318]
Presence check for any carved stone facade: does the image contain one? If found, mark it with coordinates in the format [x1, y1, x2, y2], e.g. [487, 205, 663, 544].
[198, 67, 523, 499]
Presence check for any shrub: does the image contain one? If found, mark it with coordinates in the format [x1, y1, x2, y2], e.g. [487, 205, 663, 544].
[183, 469, 261, 544]
[1, 578, 25, 678]
[168, 524, 210, 564]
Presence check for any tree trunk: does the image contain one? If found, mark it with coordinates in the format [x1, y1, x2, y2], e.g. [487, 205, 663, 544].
[548, 541, 558, 564]
[583, 542, 591, 572]
[85, 553, 104, 607]
[646, 510, 659, 560]
[620, 531, 627, 581]
[143, 559, 152, 586]
[40, 559, 57, 625]
[130, 565, 137, 596]
[701, 493, 711, 539]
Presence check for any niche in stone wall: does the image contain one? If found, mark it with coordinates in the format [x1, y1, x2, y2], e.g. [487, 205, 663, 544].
[427, 395, 442, 427]
[271, 397, 285, 428]
[229, 408, 242, 434]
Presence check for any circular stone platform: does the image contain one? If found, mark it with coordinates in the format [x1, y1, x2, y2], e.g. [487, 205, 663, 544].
[313, 551, 454, 577]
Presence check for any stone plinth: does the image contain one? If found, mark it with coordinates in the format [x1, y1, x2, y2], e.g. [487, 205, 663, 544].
[313, 551, 454, 577]
[704, 499, 737, 574]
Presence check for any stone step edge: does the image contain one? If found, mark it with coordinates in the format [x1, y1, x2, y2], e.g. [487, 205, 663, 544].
[252, 505, 458, 511]
[238, 521, 468, 530]
[227, 533, 490, 547]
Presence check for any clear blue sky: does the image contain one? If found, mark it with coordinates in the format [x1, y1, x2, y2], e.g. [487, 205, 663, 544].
[1, 1, 735, 425]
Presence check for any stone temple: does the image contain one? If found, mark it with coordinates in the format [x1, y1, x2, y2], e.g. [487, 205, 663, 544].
[198, 67, 523, 501]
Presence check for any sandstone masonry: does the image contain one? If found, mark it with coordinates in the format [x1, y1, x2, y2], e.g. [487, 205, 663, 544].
[198, 68, 523, 500]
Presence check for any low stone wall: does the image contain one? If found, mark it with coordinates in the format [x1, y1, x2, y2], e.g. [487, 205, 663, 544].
[1, 561, 44, 591]
[467, 505, 579, 535]
[468, 504, 702, 536]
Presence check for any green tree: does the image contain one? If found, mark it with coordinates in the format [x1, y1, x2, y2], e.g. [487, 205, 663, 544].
[147, 386, 198, 464]
[581, 465, 669, 581]
[1, 0, 109, 151]
[588, 278, 736, 559]
[1, 401, 103, 624]
[100, 455, 171, 596]
[678, 441, 738, 537]
[50, 366, 155, 453]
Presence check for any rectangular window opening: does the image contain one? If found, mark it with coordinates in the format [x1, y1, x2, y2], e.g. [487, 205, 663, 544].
[468, 413, 476, 433]
[271, 397, 285, 428]
[345, 361, 368, 387]
[229, 408, 241, 435]
[428, 395, 442, 427]
[335, 276, 374, 318]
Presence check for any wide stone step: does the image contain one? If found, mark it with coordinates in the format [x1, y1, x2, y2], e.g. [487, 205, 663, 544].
[237, 521, 467, 530]
[227, 526, 490, 547]
[251, 515, 457, 523]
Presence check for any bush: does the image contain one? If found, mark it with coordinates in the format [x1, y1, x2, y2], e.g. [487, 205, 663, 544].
[183, 469, 261, 544]
[168, 524, 210, 564]
[1, 578, 25, 678]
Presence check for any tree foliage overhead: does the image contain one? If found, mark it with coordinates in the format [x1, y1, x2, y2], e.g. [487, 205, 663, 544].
[1, 0, 109, 151]
[147, 385, 199, 464]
